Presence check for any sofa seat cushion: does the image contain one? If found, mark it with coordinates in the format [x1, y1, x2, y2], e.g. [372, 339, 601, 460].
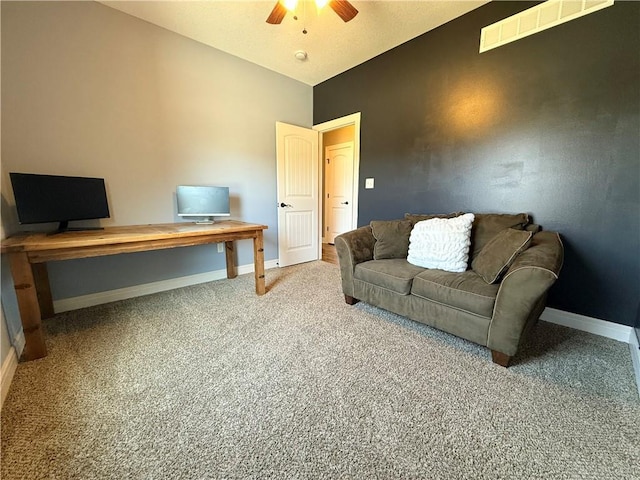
[411, 269, 500, 318]
[354, 259, 426, 295]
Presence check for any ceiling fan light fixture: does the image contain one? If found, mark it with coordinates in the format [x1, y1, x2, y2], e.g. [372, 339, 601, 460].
[281, 0, 299, 12]
[267, 0, 357, 24]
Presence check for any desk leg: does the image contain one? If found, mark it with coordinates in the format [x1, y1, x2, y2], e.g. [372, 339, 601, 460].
[253, 231, 266, 295]
[9, 252, 47, 360]
[225, 241, 236, 279]
[32, 263, 55, 319]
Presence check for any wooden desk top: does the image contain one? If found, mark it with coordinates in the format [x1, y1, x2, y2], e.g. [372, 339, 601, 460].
[3, 220, 269, 361]
[1, 220, 268, 254]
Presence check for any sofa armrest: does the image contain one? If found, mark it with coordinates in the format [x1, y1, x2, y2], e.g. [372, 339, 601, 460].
[487, 231, 564, 357]
[334, 225, 375, 298]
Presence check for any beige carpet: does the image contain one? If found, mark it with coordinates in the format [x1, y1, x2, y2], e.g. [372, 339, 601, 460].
[2, 261, 639, 479]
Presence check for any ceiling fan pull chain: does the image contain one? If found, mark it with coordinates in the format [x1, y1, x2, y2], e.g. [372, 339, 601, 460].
[302, 0, 308, 34]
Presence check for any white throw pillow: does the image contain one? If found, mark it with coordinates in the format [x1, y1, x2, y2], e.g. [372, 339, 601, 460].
[407, 213, 475, 272]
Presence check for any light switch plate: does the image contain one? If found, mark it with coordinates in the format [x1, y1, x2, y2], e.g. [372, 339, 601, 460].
[365, 178, 374, 189]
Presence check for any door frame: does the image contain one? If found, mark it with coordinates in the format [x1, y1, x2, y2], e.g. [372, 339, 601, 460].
[313, 112, 361, 254]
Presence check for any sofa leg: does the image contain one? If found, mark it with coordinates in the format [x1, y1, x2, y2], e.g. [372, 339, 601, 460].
[491, 350, 511, 367]
[344, 295, 360, 305]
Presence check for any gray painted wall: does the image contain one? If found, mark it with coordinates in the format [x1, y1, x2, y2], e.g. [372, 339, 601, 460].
[314, 1, 640, 326]
[1, 1, 312, 364]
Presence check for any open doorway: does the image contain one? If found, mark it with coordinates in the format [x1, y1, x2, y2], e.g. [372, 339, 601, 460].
[313, 113, 361, 261]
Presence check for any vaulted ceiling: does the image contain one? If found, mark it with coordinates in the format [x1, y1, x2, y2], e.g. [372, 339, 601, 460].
[99, 1, 489, 86]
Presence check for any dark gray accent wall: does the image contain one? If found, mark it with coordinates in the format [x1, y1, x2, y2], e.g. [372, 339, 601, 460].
[314, 1, 640, 326]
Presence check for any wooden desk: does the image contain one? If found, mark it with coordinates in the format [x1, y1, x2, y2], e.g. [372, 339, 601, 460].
[1, 221, 268, 361]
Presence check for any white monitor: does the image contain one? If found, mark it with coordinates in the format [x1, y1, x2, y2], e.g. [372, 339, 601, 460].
[176, 185, 230, 224]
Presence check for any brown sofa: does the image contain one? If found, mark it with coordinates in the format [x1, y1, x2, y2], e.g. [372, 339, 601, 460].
[335, 213, 564, 366]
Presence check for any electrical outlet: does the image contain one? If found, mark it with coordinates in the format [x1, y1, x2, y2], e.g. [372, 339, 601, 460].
[217, 243, 224, 253]
[365, 178, 375, 189]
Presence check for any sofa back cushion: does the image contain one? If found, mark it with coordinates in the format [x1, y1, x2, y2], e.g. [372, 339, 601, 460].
[369, 212, 532, 264]
[370, 219, 413, 260]
[404, 211, 463, 226]
[470, 213, 530, 260]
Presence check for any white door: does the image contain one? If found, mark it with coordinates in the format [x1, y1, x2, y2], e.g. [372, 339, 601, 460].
[324, 142, 354, 243]
[276, 122, 320, 267]
[315, 112, 361, 237]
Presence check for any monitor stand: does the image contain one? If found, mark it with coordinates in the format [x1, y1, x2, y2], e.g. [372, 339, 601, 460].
[48, 221, 105, 236]
[195, 217, 215, 225]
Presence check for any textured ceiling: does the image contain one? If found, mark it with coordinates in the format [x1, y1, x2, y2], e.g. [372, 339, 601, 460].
[99, 1, 489, 86]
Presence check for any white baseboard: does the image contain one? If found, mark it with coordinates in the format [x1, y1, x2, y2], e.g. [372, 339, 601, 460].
[540, 307, 639, 399]
[54, 259, 279, 313]
[540, 307, 633, 343]
[12, 330, 25, 360]
[1, 346, 19, 410]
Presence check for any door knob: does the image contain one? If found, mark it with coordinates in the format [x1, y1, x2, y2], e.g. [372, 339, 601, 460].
[279, 202, 292, 208]
[341, 201, 349, 205]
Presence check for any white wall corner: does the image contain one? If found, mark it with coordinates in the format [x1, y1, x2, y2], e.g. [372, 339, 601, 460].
[1, 346, 19, 410]
[629, 330, 640, 399]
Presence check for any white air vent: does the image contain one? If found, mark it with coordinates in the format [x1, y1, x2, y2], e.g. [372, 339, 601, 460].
[480, 0, 614, 53]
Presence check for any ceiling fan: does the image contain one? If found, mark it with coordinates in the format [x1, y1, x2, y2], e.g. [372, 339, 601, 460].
[266, 0, 359, 24]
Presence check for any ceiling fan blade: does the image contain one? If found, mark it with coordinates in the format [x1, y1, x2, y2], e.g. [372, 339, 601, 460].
[266, 1, 287, 24]
[329, 0, 358, 22]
